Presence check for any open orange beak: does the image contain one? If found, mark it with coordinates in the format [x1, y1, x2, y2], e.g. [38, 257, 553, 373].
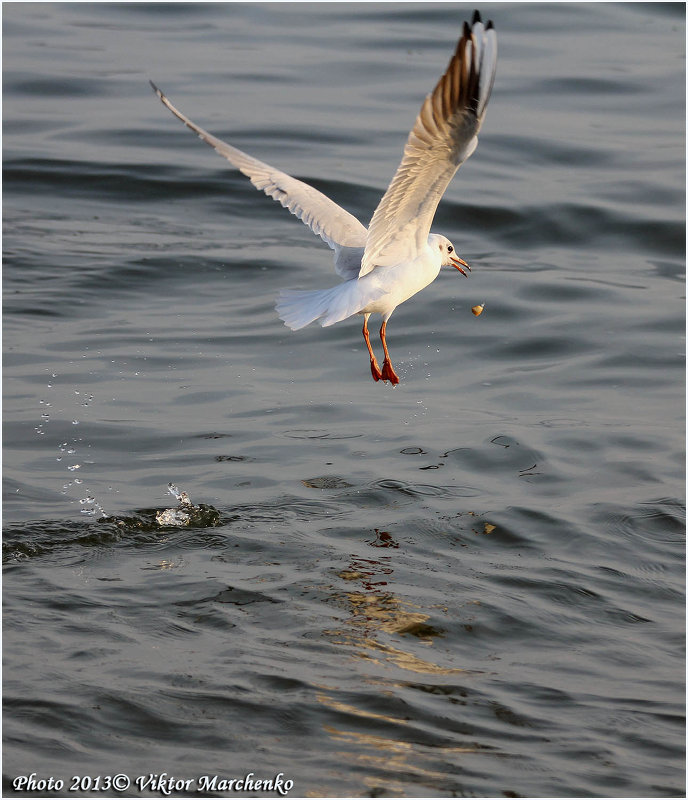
[450, 255, 471, 277]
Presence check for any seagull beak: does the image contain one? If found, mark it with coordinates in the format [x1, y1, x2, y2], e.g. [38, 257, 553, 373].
[450, 255, 471, 277]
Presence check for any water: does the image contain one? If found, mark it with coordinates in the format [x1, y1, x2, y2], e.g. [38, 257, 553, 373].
[3, 3, 685, 797]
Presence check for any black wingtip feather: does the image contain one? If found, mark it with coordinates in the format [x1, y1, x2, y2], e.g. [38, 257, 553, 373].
[149, 79, 164, 99]
[470, 10, 495, 31]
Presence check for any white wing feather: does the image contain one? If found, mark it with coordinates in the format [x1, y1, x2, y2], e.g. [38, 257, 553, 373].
[150, 82, 367, 277]
[359, 14, 497, 277]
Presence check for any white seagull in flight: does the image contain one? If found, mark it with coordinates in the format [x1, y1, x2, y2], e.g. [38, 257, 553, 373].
[151, 11, 496, 385]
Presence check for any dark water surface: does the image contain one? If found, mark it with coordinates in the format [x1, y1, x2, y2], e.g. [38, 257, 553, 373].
[3, 3, 685, 797]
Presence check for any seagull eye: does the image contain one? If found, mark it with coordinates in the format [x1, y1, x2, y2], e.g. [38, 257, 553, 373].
[448, 245, 453, 253]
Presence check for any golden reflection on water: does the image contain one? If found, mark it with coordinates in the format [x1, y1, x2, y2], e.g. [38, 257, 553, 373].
[154, 558, 180, 570]
[314, 688, 484, 795]
[327, 552, 469, 675]
[314, 543, 490, 792]
[316, 545, 484, 791]
[345, 590, 433, 636]
[317, 721, 483, 796]
[316, 693, 408, 726]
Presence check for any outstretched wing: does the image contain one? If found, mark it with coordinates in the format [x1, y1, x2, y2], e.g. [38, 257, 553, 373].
[150, 82, 368, 262]
[359, 12, 497, 277]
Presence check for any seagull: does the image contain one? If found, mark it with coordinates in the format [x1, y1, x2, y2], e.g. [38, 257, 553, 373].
[151, 11, 496, 385]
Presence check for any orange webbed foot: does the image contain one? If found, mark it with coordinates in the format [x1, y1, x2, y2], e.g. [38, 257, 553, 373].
[380, 359, 400, 385]
[370, 359, 383, 382]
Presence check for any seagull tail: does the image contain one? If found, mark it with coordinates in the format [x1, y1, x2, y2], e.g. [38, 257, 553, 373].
[276, 281, 382, 330]
[276, 286, 348, 330]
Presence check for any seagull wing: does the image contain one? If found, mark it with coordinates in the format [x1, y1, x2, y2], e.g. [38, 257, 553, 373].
[359, 12, 497, 278]
[150, 82, 368, 272]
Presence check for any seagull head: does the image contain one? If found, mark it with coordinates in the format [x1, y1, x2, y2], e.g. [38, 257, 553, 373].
[431, 234, 471, 277]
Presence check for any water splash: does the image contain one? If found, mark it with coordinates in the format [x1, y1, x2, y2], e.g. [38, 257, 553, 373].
[37, 372, 108, 519]
[78, 494, 106, 516]
[156, 484, 195, 526]
[166, 483, 192, 506]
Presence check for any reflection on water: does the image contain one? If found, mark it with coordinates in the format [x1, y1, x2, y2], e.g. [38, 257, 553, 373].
[322, 724, 486, 798]
[330, 552, 473, 676]
[318, 556, 486, 796]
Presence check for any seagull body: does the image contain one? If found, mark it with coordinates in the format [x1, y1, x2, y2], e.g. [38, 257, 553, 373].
[151, 12, 497, 384]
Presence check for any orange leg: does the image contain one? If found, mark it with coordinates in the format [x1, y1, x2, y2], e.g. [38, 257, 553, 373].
[362, 315, 382, 382]
[379, 320, 400, 385]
